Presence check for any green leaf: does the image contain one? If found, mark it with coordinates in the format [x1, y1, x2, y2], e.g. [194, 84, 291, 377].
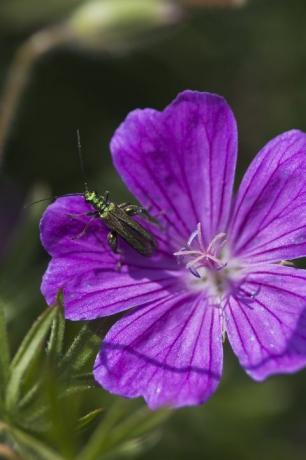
[99, 406, 171, 454]
[43, 366, 79, 459]
[47, 304, 65, 360]
[59, 324, 100, 374]
[18, 381, 40, 410]
[77, 400, 131, 460]
[77, 401, 170, 460]
[17, 379, 95, 434]
[2, 423, 64, 460]
[0, 303, 10, 393]
[5, 306, 58, 413]
[92, 431, 160, 460]
[77, 408, 104, 431]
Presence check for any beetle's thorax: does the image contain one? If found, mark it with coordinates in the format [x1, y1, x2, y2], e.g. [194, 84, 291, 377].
[84, 190, 108, 213]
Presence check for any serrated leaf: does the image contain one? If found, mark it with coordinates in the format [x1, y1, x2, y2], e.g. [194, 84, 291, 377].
[5, 306, 58, 413]
[0, 303, 10, 393]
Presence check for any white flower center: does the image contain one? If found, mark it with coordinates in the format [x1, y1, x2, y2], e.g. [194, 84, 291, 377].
[174, 223, 242, 304]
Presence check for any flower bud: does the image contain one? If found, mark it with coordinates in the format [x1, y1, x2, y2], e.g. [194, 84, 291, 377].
[67, 0, 182, 51]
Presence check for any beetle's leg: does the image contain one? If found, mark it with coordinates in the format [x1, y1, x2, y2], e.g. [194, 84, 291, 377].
[147, 205, 167, 223]
[119, 202, 157, 222]
[121, 204, 143, 216]
[118, 202, 129, 209]
[144, 205, 167, 231]
[107, 230, 124, 270]
[107, 230, 119, 253]
[67, 211, 97, 218]
[122, 204, 161, 226]
[72, 212, 99, 239]
[103, 190, 111, 204]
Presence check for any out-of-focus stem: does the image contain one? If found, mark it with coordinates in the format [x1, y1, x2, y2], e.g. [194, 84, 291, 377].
[181, 0, 246, 6]
[0, 421, 62, 460]
[0, 423, 21, 459]
[0, 443, 22, 460]
[0, 0, 183, 167]
[0, 25, 71, 166]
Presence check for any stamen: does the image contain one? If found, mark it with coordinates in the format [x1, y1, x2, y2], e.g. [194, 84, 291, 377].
[173, 249, 203, 257]
[174, 223, 228, 278]
[196, 222, 205, 251]
[187, 228, 200, 247]
[186, 254, 206, 270]
[189, 267, 202, 278]
[207, 233, 227, 255]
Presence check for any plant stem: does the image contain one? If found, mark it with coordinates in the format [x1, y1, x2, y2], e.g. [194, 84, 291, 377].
[0, 24, 71, 166]
[0, 442, 23, 460]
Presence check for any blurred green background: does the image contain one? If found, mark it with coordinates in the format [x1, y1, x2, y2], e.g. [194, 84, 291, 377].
[1, 0, 306, 459]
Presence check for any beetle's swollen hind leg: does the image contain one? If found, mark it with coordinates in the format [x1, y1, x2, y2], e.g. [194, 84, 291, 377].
[118, 202, 129, 209]
[107, 230, 119, 253]
[120, 204, 160, 226]
[107, 231, 124, 271]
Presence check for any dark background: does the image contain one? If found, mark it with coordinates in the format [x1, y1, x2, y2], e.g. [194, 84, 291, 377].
[1, 0, 306, 459]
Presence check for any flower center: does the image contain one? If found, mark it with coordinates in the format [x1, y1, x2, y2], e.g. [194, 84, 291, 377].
[173, 223, 244, 309]
[174, 223, 228, 279]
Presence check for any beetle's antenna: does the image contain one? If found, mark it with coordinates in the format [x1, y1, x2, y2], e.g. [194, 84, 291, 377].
[25, 193, 84, 208]
[24, 197, 53, 208]
[76, 129, 88, 192]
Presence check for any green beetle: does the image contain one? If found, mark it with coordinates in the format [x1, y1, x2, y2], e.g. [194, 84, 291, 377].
[82, 188, 158, 256]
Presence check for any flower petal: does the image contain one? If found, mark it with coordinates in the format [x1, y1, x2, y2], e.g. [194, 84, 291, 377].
[40, 196, 180, 320]
[226, 264, 306, 380]
[94, 293, 223, 409]
[40, 195, 111, 258]
[229, 130, 306, 263]
[111, 90, 237, 247]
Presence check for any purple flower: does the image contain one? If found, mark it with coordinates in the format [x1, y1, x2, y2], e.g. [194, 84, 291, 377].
[40, 91, 306, 409]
